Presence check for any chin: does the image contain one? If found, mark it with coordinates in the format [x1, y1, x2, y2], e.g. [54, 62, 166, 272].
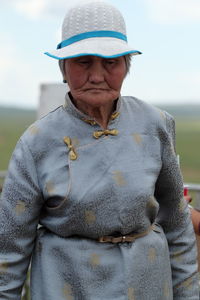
[87, 95, 116, 106]
[86, 91, 118, 103]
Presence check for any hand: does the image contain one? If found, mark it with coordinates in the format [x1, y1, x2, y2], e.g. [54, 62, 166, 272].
[184, 195, 192, 203]
[190, 208, 200, 236]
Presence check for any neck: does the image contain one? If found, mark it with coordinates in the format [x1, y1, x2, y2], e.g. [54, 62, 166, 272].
[70, 94, 116, 129]
[85, 104, 113, 129]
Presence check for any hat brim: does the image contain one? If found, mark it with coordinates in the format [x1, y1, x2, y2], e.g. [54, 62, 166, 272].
[44, 37, 141, 60]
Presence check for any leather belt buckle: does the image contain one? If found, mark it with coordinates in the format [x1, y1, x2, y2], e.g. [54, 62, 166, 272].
[99, 235, 130, 243]
[98, 225, 153, 244]
[122, 236, 126, 243]
[99, 236, 107, 243]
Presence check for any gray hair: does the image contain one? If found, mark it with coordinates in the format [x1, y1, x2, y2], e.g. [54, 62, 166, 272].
[59, 54, 132, 83]
[59, 60, 65, 82]
[124, 54, 132, 75]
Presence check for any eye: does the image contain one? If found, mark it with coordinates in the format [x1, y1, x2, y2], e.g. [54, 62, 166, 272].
[76, 58, 91, 65]
[104, 59, 119, 69]
[80, 60, 90, 64]
[106, 59, 116, 65]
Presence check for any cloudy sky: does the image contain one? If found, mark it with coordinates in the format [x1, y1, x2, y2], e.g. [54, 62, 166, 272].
[0, 0, 200, 108]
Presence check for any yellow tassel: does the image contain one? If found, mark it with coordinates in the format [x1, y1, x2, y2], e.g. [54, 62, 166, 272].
[63, 136, 78, 160]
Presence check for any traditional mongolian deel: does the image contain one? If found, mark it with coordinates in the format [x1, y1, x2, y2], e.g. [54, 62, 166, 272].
[0, 95, 199, 300]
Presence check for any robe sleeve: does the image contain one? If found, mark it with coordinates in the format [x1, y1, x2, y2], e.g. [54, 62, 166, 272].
[155, 112, 199, 299]
[0, 138, 43, 299]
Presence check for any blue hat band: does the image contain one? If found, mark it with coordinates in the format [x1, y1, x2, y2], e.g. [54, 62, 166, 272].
[57, 30, 127, 49]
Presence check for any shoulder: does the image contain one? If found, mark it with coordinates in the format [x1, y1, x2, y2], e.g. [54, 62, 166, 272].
[122, 96, 164, 118]
[20, 105, 69, 150]
[121, 96, 174, 130]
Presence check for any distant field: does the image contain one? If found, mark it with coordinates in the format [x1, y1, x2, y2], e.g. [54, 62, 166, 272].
[0, 107, 36, 170]
[175, 118, 200, 184]
[0, 106, 199, 185]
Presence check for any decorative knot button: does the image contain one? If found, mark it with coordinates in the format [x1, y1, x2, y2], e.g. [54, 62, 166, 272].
[63, 136, 78, 160]
[82, 118, 96, 126]
[110, 111, 120, 120]
[93, 129, 119, 139]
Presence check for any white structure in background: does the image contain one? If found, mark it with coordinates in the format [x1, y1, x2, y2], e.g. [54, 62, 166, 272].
[37, 83, 69, 119]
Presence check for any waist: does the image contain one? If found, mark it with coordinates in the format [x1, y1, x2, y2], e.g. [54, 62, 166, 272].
[37, 223, 157, 243]
[98, 224, 154, 244]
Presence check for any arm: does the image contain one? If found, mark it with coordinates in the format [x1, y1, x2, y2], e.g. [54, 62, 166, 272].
[185, 196, 200, 236]
[155, 113, 199, 299]
[190, 208, 200, 236]
[0, 138, 43, 299]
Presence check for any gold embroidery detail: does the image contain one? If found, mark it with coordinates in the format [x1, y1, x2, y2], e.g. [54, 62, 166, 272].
[132, 133, 142, 145]
[85, 210, 96, 225]
[63, 136, 78, 160]
[110, 111, 120, 120]
[148, 247, 156, 263]
[163, 281, 170, 298]
[45, 181, 55, 195]
[175, 276, 194, 291]
[90, 253, 100, 266]
[63, 283, 74, 300]
[159, 110, 166, 120]
[29, 125, 39, 135]
[128, 287, 135, 300]
[93, 129, 118, 139]
[82, 118, 96, 126]
[171, 251, 183, 263]
[15, 200, 26, 215]
[181, 277, 193, 290]
[0, 262, 8, 274]
[112, 171, 126, 186]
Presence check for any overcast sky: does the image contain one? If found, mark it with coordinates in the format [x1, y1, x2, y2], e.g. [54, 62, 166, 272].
[0, 0, 200, 108]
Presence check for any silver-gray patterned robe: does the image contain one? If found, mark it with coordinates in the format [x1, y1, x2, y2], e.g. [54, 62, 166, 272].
[0, 94, 199, 299]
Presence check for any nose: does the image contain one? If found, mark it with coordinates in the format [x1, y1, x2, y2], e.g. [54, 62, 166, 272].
[88, 61, 105, 84]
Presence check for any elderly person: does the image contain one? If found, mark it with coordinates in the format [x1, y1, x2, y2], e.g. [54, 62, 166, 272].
[0, 1, 199, 299]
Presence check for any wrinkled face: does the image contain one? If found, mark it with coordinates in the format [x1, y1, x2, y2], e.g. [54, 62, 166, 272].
[64, 56, 126, 108]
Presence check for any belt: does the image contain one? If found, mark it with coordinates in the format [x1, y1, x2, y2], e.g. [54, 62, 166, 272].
[98, 225, 154, 244]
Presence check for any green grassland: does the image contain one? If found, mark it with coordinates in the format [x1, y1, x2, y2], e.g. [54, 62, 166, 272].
[176, 119, 200, 184]
[0, 107, 36, 170]
[0, 105, 200, 185]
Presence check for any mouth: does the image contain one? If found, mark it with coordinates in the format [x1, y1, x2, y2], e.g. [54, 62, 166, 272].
[85, 88, 109, 92]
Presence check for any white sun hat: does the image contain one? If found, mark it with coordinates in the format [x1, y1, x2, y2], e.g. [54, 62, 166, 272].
[44, 0, 142, 60]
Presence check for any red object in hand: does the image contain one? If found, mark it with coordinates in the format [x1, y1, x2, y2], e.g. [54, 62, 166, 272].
[184, 187, 188, 196]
